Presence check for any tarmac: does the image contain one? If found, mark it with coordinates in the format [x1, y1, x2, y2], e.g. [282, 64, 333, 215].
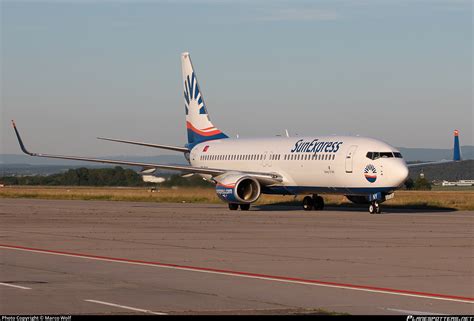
[0, 198, 472, 315]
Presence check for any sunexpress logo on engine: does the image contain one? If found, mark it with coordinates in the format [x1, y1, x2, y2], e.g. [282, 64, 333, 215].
[290, 139, 343, 154]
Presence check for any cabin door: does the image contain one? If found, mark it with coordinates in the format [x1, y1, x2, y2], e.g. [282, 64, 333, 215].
[345, 145, 358, 173]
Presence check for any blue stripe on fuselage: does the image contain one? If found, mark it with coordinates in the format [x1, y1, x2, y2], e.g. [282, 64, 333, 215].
[261, 186, 397, 196]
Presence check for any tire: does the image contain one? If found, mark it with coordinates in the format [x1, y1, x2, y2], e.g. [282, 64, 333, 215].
[314, 196, 325, 210]
[303, 196, 314, 211]
[369, 204, 375, 214]
[228, 203, 239, 211]
[375, 204, 382, 214]
[240, 204, 250, 211]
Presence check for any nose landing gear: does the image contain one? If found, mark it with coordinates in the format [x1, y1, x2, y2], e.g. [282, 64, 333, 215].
[303, 195, 325, 211]
[369, 201, 381, 214]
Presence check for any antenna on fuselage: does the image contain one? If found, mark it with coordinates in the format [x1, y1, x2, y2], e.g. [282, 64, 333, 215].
[236, 134, 239, 139]
[285, 129, 290, 138]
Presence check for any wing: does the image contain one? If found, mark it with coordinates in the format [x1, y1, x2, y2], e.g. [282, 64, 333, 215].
[97, 137, 189, 153]
[12, 121, 282, 183]
[407, 160, 460, 168]
[408, 130, 465, 168]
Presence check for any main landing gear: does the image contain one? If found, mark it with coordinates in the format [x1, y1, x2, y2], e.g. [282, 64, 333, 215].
[302, 195, 324, 211]
[368, 201, 382, 214]
[228, 203, 250, 211]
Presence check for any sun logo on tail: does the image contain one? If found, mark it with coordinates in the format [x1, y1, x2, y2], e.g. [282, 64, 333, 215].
[184, 72, 207, 116]
[364, 164, 377, 183]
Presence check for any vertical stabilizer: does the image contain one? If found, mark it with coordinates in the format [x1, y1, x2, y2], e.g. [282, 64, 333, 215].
[453, 129, 461, 161]
[181, 52, 228, 148]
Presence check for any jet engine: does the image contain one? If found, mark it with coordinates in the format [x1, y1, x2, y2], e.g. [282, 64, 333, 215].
[215, 173, 261, 204]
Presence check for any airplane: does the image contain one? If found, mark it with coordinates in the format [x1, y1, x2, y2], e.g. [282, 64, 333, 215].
[12, 52, 463, 214]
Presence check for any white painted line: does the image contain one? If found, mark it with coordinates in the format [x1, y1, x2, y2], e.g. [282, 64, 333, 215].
[386, 308, 444, 315]
[85, 299, 167, 315]
[0, 282, 31, 290]
[1, 244, 473, 305]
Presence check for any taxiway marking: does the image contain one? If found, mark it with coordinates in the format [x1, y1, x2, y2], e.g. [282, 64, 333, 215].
[385, 308, 444, 315]
[1, 243, 473, 304]
[85, 300, 167, 315]
[0, 282, 31, 290]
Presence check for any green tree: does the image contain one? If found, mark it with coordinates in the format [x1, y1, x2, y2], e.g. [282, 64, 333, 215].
[414, 177, 432, 190]
[404, 178, 415, 190]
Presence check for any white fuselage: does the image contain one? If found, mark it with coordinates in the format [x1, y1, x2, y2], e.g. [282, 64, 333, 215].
[189, 135, 409, 196]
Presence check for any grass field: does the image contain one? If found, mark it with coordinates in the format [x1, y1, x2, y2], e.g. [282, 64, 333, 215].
[1, 186, 473, 210]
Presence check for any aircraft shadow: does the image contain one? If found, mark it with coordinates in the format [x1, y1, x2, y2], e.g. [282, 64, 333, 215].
[254, 202, 457, 213]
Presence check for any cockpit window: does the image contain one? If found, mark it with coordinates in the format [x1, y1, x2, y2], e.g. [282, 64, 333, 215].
[380, 152, 393, 158]
[366, 152, 380, 160]
[366, 151, 401, 160]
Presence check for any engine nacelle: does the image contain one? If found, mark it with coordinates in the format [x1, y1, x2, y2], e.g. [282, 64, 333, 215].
[215, 173, 261, 204]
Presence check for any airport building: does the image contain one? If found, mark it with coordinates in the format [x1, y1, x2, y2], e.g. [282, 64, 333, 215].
[441, 180, 474, 187]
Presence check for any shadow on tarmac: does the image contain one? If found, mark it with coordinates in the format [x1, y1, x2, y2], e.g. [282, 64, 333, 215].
[254, 202, 457, 213]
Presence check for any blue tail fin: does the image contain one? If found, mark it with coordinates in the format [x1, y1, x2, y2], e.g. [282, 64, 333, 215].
[453, 130, 461, 161]
[181, 52, 228, 148]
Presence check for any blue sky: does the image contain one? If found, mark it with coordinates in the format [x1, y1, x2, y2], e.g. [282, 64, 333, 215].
[1, 0, 472, 156]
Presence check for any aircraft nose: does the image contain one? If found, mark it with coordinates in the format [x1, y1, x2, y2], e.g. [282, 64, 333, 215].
[397, 162, 409, 185]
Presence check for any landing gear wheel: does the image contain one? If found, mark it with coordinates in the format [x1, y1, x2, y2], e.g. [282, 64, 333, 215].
[369, 201, 381, 214]
[369, 204, 375, 214]
[303, 196, 314, 211]
[240, 204, 250, 211]
[228, 203, 239, 211]
[375, 203, 381, 214]
[313, 195, 325, 210]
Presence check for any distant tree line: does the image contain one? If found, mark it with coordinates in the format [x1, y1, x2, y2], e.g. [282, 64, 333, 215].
[0, 167, 214, 188]
[1, 167, 145, 186]
[159, 174, 213, 188]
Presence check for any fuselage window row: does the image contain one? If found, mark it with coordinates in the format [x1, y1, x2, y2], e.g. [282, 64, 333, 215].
[200, 153, 336, 161]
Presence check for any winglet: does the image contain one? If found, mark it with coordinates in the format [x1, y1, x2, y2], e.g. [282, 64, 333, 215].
[11, 120, 36, 156]
[453, 129, 461, 161]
